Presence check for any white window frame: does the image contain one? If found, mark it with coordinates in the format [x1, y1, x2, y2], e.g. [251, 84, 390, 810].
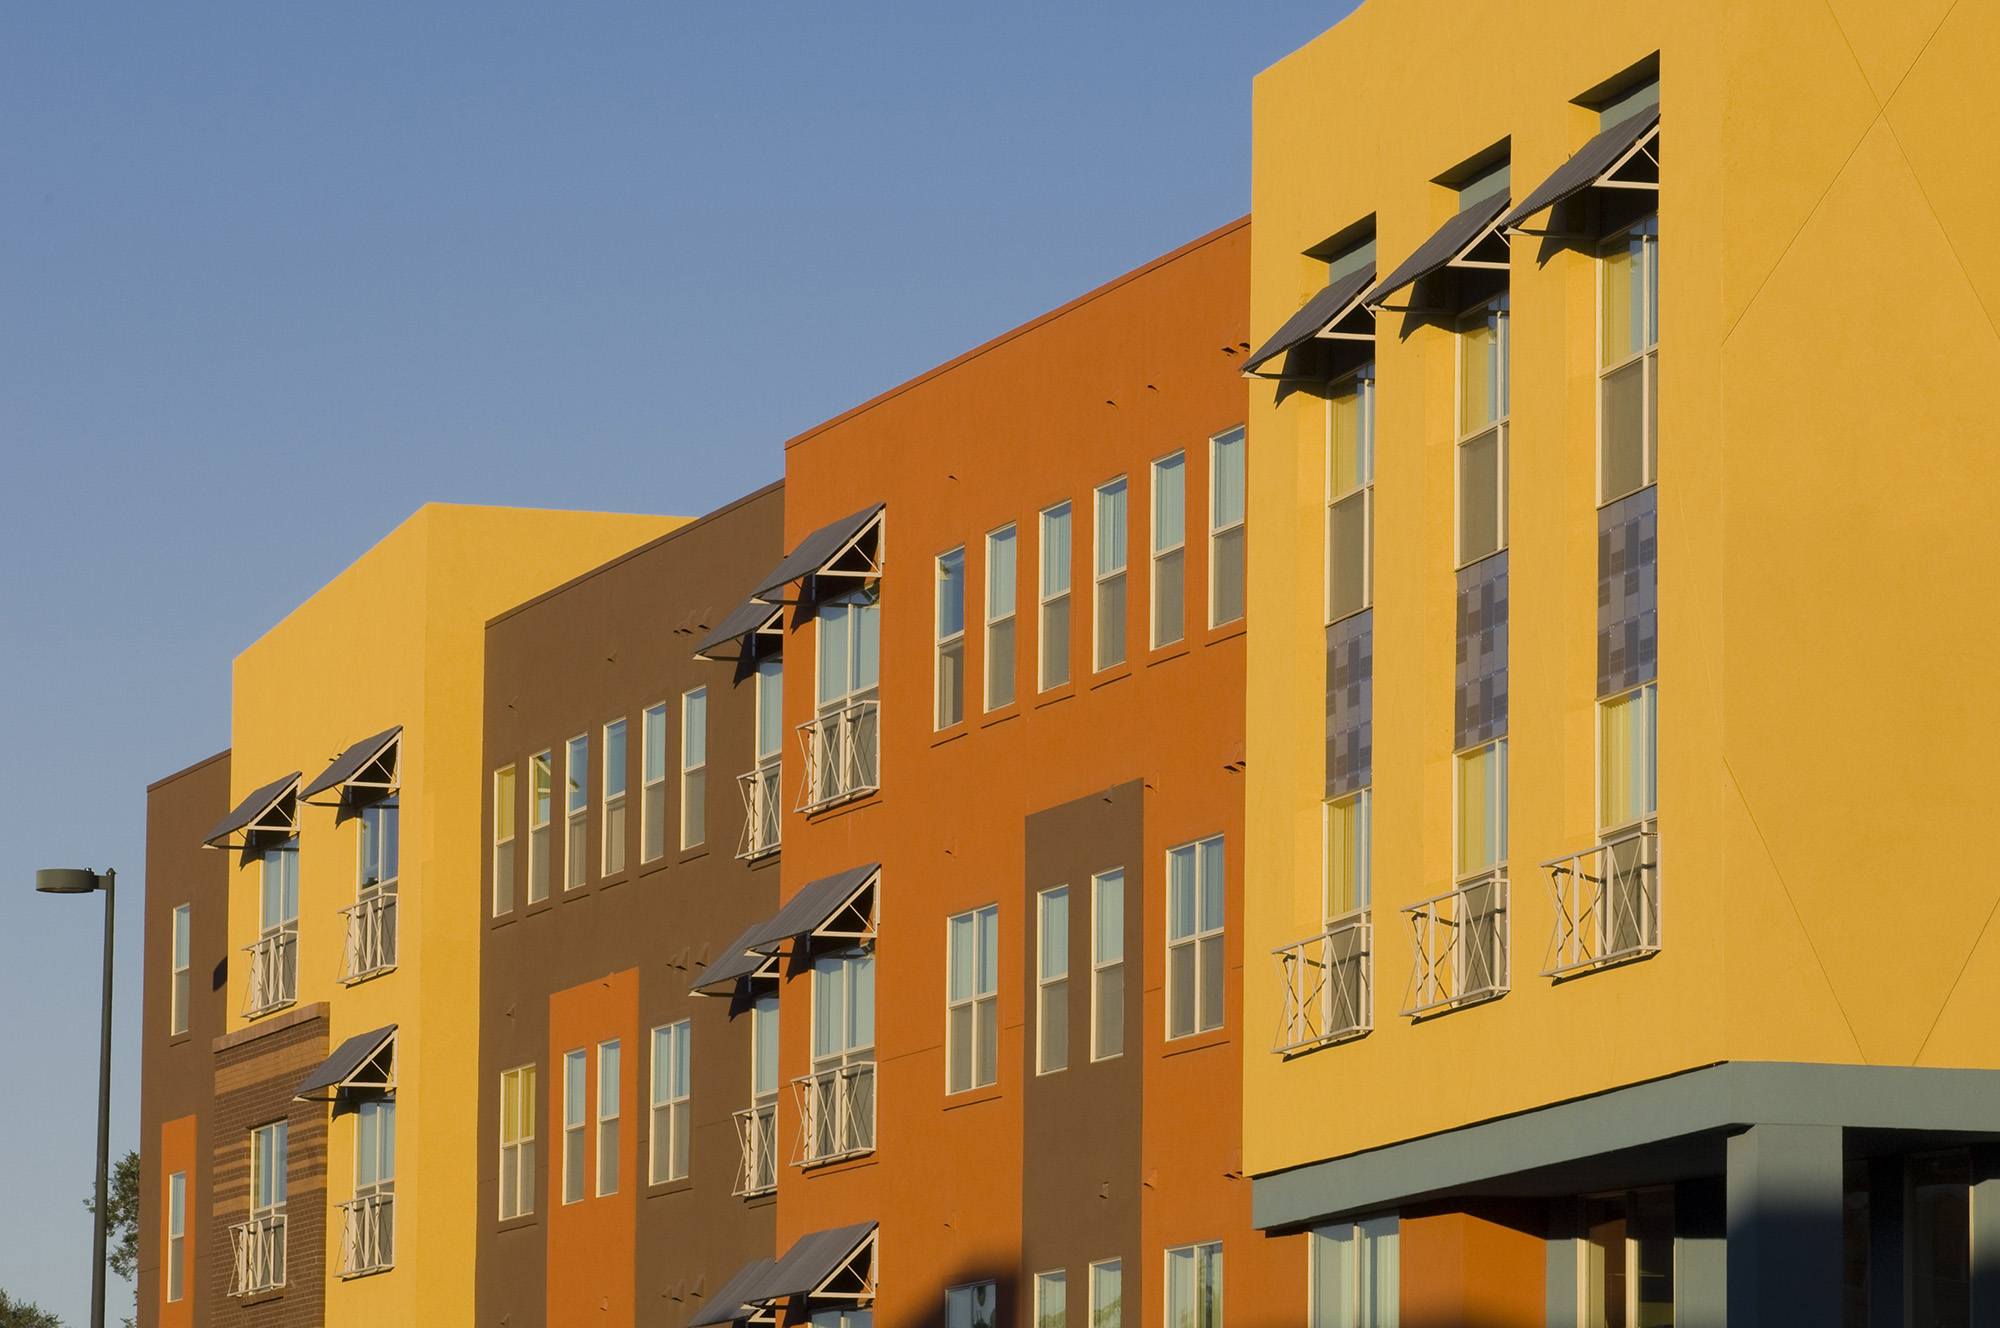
[1150, 451, 1186, 649]
[1325, 364, 1375, 624]
[1093, 477, 1128, 671]
[1323, 789, 1372, 922]
[681, 688, 707, 850]
[1039, 501, 1072, 691]
[170, 903, 191, 1036]
[1166, 836, 1225, 1040]
[1209, 426, 1246, 629]
[528, 751, 553, 904]
[1454, 738, 1509, 882]
[1310, 1216, 1398, 1328]
[563, 735, 588, 891]
[562, 1048, 586, 1204]
[493, 765, 517, 915]
[499, 1063, 536, 1219]
[1091, 869, 1125, 1062]
[946, 1280, 999, 1328]
[936, 546, 967, 730]
[641, 703, 668, 863]
[946, 904, 1000, 1094]
[1165, 1242, 1223, 1328]
[603, 718, 628, 876]
[250, 1120, 287, 1225]
[167, 1169, 186, 1302]
[1037, 886, 1069, 1075]
[1597, 215, 1660, 506]
[650, 1020, 691, 1185]
[1089, 1259, 1123, 1328]
[1034, 1268, 1067, 1328]
[1454, 296, 1510, 569]
[985, 524, 1018, 711]
[596, 1038, 620, 1197]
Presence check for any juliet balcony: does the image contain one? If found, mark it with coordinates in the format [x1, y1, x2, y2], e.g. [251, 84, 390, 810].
[1542, 824, 1660, 978]
[1401, 872, 1509, 1017]
[797, 699, 880, 814]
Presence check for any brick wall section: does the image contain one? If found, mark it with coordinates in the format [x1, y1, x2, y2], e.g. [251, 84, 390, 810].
[209, 1004, 329, 1328]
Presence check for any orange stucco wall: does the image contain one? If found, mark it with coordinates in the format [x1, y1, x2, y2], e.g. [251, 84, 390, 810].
[1399, 1207, 1546, 1328]
[548, 969, 639, 1328]
[158, 1114, 196, 1328]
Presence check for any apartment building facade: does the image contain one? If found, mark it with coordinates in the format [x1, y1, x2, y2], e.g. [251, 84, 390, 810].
[137, 505, 681, 1328]
[475, 482, 786, 1327]
[1242, 2, 2000, 1326]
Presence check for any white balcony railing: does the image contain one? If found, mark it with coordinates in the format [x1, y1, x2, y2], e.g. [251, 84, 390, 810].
[337, 1193, 393, 1277]
[1542, 825, 1660, 977]
[734, 1100, 779, 1196]
[229, 1214, 286, 1296]
[797, 699, 880, 814]
[242, 931, 298, 1017]
[1402, 872, 1509, 1017]
[1272, 913, 1372, 1054]
[737, 759, 783, 860]
[792, 1060, 875, 1166]
[340, 894, 398, 984]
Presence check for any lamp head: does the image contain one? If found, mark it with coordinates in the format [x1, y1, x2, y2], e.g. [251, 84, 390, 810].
[36, 868, 102, 894]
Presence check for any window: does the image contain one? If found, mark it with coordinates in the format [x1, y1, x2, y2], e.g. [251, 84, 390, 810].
[499, 1064, 537, 1219]
[742, 993, 780, 1194]
[170, 904, 191, 1035]
[1167, 837, 1225, 1039]
[1038, 887, 1069, 1074]
[1582, 1188, 1674, 1328]
[1324, 790, 1371, 920]
[1311, 1217, 1397, 1328]
[247, 838, 299, 1015]
[1091, 870, 1125, 1061]
[1327, 365, 1375, 622]
[649, 1021, 691, 1185]
[808, 948, 876, 1161]
[681, 689, 707, 850]
[251, 1124, 288, 1221]
[562, 1048, 586, 1204]
[233, 1120, 287, 1294]
[1165, 1243, 1222, 1328]
[1455, 740, 1508, 880]
[347, 1097, 395, 1274]
[529, 752, 552, 904]
[1094, 478, 1128, 669]
[1040, 503, 1072, 690]
[746, 661, 784, 857]
[167, 1170, 186, 1302]
[354, 1098, 394, 1199]
[1909, 1152, 1971, 1328]
[642, 704, 668, 862]
[1600, 217, 1659, 504]
[986, 525, 1017, 710]
[493, 766, 517, 914]
[937, 546, 967, 729]
[359, 797, 399, 889]
[603, 719, 627, 875]
[1152, 453, 1186, 648]
[1036, 1269, 1067, 1328]
[1600, 685, 1658, 835]
[349, 797, 399, 980]
[947, 1282, 998, 1328]
[947, 905, 1000, 1093]
[596, 1039, 620, 1196]
[1456, 297, 1509, 566]
[811, 589, 881, 809]
[1210, 427, 1246, 627]
[564, 736, 588, 889]
[1090, 1260, 1122, 1328]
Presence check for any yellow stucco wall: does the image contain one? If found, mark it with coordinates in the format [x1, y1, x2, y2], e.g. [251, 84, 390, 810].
[225, 503, 682, 1326]
[1243, 0, 2000, 1179]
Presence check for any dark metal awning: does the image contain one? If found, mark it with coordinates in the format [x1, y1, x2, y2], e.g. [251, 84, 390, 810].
[295, 1025, 397, 1101]
[690, 864, 881, 997]
[1364, 192, 1512, 311]
[1241, 263, 1377, 377]
[687, 1257, 779, 1327]
[301, 726, 402, 802]
[751, 505, 884, 605]
[759, 1221, 878, 1302]
[694, 595, 785, 662]
[1500, 106, 1660, 234]
[201, 772, 302, 849]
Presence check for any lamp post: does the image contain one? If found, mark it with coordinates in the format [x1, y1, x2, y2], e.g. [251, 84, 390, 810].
[38, 867, 115, 1328]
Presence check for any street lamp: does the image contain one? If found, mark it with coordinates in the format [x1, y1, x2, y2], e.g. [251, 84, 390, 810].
[38, 867, 115, 1328]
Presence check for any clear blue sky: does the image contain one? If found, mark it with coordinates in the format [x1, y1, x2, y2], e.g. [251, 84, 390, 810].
[0, 3, 1354, 1320]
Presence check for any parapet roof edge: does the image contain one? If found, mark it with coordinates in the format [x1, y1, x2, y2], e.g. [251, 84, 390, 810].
[146, 747, 232, 795]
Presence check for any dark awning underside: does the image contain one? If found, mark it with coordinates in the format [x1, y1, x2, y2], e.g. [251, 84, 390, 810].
[690, 863, 881, 996]
[694, 595, 785, 661]
[751, 504, 884, 604]
[687, 1257, 778, 1327]
[1500, 105, 1660, 232]
[295, 1025, 396, 1099]
[759, 1221, 877, 1299]
[1364, 191, 1512, 309]
[201, 771, 301, 848]
[301, 726, 402, 800]
[1241, 263, 1377, 376]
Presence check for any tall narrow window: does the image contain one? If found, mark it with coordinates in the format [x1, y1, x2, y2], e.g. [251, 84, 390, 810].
[946, 905, 1000, 1093]
[249, 838, 299, 1015]
[1457, 297, 1509, 566]
[170, 904, 191, 1035]
[1165, 1243, 1223, 1328]
[1094, 479, 1128, 670]
[351, 1097, 395, 1271]
[681, 689, 707, 850]
[1040, 503, 1072, 690]
[1453, 738, 1509, 997]
[529, 752, 552, 904]
[937, 547, 967, 729]
[650, 1021, 691, 1184]
[1324, 790, 1371, 920]
[351, 796, 399, 980]
[747, 660, 784, 857]
[595, 1039, 620, 1196]
[1091, 1261, 1122, 1328]
[1311, 1217, 1398, 1328]
[1455, 740, 1509, 880]
[1037, 887, 1069, 1074]
[744, 993, 780, 1194]
[603, 719, 627, 875]
[947, 1282, 999, 1328]
[564, 736, 589, 890]
[167, 1170, 186, 1302]
[1582, 1188, 1675, 1328]
[1600, 685, 1658, 835]
[1327, 365, 1375, 622]
[1167, 837, 1225, 1039]
[813, 590, 881, 808]
[809, 948, 876, 1160]
[562, 1048, 587, 1204]
[1210, 427, 1246, 627]
[493, 766, 517, 915]
[1151, 453, 1186, 648]
[641, 704, 668, 862]
[1909, 1152, 1971, 1328]
[499, 1064, 537, 1219]
[1601, 217, 1660, 503]
[1091, 870, 1125, 1060]
[247, 1120, 288, 1290]
[986, 525, 1017, 710]
[1036, 1270, 1067, 1328]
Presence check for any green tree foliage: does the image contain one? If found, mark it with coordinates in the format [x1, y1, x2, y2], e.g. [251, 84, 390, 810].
[0, 1288, 64, 1328]
[82, 1149, 142, 1282]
